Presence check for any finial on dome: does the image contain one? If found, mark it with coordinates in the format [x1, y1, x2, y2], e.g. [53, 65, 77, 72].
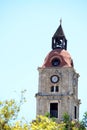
[60, 18, 62, 25]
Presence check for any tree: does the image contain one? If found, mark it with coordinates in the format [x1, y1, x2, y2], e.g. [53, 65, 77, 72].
[62, 112, 86, 130]
[0, 90, 29, 130]
[31, 115, 61, 130]
[62, 112, 72, 130]
[82, 112, 87, 128]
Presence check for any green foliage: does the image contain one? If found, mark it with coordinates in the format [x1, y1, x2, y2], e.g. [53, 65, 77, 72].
[31, 115, 60, 130]
[0, 90, 29, 130]
[45, 112, 56, 122]
[82, 112, 87, 127]
[0, 98, 30, 130]
[44, 112, 50, 118]
[0, 99, 19, 129]
[62, 112, 86, 130]
[62, 112, 70, 123]
[31, 114, 86, 130]
[62, 113, 72, 130]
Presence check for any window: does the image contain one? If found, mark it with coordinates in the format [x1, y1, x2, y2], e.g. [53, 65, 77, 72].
[56, 86, 59, 92]
[51, 86, 59, 92]
[74, 106, 77, 119]
[52, 58, 60, 66]
[51, 86, 54, 92]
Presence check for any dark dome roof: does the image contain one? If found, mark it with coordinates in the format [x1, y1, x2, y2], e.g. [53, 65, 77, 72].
[42, 49, 73, 68]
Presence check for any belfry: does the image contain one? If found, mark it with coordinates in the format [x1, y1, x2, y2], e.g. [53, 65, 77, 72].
[35, 21, 80, 120]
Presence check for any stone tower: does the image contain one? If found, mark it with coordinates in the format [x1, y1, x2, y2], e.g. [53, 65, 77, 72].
[35, 21, 80, 120]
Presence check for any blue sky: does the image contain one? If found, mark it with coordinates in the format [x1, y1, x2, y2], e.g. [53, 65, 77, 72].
[0, 0, 87, 121]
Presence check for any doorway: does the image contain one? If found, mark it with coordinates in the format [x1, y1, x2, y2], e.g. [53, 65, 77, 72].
[50, 103, 58, 118]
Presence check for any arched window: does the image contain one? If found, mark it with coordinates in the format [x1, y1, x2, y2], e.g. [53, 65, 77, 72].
[51, 86, 54, 92]
[52, 58, 60, 66]
[56, 86, 59, 92]
[51, 86, 59, 92]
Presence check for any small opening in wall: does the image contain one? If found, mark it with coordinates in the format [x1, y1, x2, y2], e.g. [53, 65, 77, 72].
[74, 106, 77, 119]
[52, 58, 60, 66]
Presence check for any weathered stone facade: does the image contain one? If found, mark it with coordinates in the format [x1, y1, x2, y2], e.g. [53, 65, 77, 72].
[36, 67, 80, 120]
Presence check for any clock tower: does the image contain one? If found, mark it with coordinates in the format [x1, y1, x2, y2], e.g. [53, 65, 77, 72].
[35, 21, 80, 120]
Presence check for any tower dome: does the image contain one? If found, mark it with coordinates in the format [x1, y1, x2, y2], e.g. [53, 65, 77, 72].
[42, 49, 73, 68]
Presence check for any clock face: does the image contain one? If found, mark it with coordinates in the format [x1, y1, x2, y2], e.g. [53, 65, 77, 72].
[51, 75, 59, 83]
